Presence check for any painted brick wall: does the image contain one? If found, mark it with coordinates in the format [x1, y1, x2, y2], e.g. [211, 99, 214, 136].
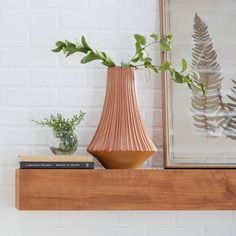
[0, 0, 234, 236]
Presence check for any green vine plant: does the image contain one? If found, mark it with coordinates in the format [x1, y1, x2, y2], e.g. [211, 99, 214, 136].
[32, 112, 86, 155]
[52, 33, 205, 94]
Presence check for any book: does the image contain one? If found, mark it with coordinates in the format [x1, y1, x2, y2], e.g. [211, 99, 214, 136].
[20, 162, 94, 169]
[19, 155, 93, 163]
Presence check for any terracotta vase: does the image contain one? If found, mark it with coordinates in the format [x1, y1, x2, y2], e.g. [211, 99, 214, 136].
[87, 67, 157, 169]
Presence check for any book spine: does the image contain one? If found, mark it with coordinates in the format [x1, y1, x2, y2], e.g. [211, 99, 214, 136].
[20, 162, 94, 169]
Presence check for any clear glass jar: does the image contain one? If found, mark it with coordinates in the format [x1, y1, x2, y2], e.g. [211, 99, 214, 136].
[49, 131, 78, 155]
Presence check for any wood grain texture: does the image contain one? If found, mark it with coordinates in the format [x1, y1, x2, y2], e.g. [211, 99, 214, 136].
[15, 169, 236, 210]
[15, 169, 20, 210]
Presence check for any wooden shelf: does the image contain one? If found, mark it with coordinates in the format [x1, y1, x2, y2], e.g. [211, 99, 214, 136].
[15, 169, 236, 210]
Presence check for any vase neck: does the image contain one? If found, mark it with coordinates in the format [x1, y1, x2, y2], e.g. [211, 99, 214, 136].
[107, 67, 136, 91]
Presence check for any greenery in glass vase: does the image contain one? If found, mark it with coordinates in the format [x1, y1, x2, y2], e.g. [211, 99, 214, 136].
[32, 112, 86, 155]
[52, 33, 205, 94]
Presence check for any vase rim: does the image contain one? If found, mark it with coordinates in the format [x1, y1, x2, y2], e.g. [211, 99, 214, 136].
[108, 66, 135, 70]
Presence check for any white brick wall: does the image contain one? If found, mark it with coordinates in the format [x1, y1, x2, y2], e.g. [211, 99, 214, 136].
[0, 0, 234, 236]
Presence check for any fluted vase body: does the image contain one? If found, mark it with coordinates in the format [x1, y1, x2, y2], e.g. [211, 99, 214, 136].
[87, 67, 157, 169]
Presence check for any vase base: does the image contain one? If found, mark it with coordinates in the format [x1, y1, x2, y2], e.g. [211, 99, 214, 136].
[88, 150, 155, 169]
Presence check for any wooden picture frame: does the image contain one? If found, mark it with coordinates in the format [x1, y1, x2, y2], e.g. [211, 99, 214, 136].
[160, 0, 236, 168]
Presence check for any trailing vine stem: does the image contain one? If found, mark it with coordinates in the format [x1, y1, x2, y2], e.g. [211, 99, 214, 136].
[126, 41, 158, 66]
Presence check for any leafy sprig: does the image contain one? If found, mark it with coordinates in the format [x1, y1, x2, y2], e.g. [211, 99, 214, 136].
[52, 36, 115, 67]
[52, 34, 205, 94]
[124, 33, 204, 93]
[32, 112, 86, 134]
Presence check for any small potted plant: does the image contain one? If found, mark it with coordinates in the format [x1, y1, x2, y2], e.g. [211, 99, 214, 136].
[52, 33, 205, 168]
[32, 112, 86, 155]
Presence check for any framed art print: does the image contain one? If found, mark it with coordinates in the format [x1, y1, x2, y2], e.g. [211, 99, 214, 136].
[160, 0, 236, 167]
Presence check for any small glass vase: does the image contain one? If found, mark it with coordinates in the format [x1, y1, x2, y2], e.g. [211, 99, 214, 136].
[49, 131, 78, 155]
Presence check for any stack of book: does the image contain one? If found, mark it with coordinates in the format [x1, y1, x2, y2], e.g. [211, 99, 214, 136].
[19, 155, 94, 169]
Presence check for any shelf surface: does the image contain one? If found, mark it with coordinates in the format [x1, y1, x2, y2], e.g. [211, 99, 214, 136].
[16, 169, 236, 210]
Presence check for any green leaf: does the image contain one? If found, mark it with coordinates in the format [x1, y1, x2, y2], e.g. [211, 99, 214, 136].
[160, 35, 172, 52]
[193, 71, 200, 81]
[80, 51, 99, 64]
[168, 66, 175, 74]
[192, 86, 200, 96]
[132, 50, 148, 63]
[65, 48, 80, 57]
[159, 61, 170, 71]
[103, 57, 115, 67]
[65, 40, 76, 50]
[75, 41, 82, 48]
[153, 66, 159, 73]
[173, 71, 184, 83]
[181, 58, 187, 72]
[81, 35, 91, 49]
[134, 34, 146, 45]
[96, 50, 106, 60]
[167, 34, 173, 41]
[184, 75, 192, 84]
[52, 46, 63, 52]
[52, 41, 66, 52]
[200, 83, 206, 96]
[160, 39, 171, 52]
[135, 41, 142, 53]
[56, 41, 65, 47]
[144, 62, 159, 73]
[144, 57, 152, 63]
[140, 50, 148, 61]
[132, 55, 141, 63]
[150, 33, 159, 41]
[76, 45, 91, 53]
[194, 83, 206, 96]
[187, 83, 192, 90]
[74, 41, 92, 53]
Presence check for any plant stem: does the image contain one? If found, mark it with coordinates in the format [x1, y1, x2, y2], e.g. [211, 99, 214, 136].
[143, 41, 158, 49]
[127, 53, 138, 66]
[135, 64, 146, 67]
[135, 64, 160, 68]
[126, 41, 158, 66]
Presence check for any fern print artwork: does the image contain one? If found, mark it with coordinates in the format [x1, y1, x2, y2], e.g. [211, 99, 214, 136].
[223, 80, 236, 139]
[191, 14, 226, 138]
[164, 0, 236, 167]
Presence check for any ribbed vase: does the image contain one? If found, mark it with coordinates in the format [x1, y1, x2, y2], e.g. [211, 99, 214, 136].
[87, 67, 157, 169]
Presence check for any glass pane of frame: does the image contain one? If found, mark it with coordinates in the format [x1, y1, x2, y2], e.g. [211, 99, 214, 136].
[160, 0, 236, 168]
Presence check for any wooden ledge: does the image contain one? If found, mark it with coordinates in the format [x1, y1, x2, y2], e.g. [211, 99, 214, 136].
[16, 169, 236, 210]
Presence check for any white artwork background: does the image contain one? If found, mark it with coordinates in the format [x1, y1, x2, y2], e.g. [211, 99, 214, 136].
[168, 0, 236, 163]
